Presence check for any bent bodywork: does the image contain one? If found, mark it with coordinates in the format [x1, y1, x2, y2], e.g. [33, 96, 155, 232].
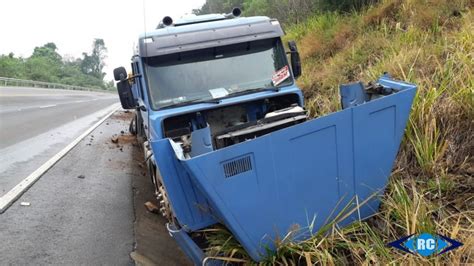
[151, 74, 417, 261]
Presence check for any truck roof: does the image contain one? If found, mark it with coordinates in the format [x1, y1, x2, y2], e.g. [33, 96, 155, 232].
[138, 16, 284, 58]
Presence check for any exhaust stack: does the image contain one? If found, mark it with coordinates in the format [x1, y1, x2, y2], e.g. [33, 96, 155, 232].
[162, 16, 173, 26]
[157, 16, 173, 29]
[225, 7, 242, 18]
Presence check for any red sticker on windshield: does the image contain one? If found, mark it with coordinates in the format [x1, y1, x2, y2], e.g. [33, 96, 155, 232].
[272, 65, 290, 86]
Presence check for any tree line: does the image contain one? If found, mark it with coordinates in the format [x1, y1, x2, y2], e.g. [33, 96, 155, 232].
[193, 0, 378, 24]
[0, 39, 112, 90]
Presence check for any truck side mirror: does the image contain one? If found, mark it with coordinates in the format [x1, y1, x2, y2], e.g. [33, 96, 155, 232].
[113, 66, 128, 81]
[117, 80, 137, 109]
[114, 66, 137, 109]
[288, 41, 302, 79]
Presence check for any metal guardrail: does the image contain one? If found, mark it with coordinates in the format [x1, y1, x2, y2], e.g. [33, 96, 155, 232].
[0, 77, 112, 93]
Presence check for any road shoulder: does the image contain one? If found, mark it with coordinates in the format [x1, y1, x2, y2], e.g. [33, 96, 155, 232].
[0, 111, 189, 265]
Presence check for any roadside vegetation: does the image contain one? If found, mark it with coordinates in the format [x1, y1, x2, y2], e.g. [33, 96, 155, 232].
[0, 39, 112, 90]
[196, 0, 474, 264]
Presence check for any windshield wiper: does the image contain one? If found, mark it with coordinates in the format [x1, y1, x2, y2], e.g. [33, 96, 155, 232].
[160, 98, 221, 110]
[221, 87, 280, 99]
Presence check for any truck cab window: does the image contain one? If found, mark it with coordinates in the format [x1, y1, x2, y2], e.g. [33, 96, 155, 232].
[144, 38, 292, 109]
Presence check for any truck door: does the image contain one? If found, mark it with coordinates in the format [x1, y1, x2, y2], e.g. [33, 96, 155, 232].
[132, 61, 149, 139]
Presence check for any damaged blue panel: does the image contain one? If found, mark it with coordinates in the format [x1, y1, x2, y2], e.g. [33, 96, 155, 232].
[152, 140, 216, 231]
[177, 77, 416, 261]
[340, 81, 368, 108]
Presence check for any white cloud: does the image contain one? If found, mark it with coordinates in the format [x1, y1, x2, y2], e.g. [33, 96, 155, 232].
[0, 0, 205, 80]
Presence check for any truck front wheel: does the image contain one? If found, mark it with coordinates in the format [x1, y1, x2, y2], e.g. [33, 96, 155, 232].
[149, 162, 175, 223]
[129, 114, 137, 135]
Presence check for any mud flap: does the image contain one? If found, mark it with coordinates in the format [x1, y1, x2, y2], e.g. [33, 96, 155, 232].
[179, 82, 416, 260]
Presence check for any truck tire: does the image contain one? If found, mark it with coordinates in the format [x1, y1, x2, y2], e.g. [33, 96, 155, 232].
[149, 161, 175, 223]
[129, 114, 137, 135]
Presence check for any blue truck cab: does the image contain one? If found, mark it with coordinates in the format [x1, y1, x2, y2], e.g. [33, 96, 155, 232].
[113, 8, 417, 264]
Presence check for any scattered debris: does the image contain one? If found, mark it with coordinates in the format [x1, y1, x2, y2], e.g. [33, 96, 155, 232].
[20, 202, 30, 206]
[144, 201, 159, 213]
[121, 130, 125, 135]
[119, 147, 123, 152]
[111, 112, 134, 121]
[111, 136, 119, 143]
[77, 175, 85, 179]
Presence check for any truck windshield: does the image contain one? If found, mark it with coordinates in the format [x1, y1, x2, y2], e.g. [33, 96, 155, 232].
[143, 38, 292, 109]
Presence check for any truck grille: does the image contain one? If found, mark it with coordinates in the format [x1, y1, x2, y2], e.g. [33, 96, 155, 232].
[223, 155, 252, 178]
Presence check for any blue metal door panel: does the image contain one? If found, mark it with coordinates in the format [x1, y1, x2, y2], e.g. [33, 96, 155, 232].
[181, 111, 358, 259]
[266, 110, 355, 240]
[181, 138, 281, 256]
[352, 88, 416, 218]
[180, 84, 416, 261]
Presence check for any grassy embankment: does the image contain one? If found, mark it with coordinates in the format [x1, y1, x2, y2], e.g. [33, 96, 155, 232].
[203, 0, 473, 264]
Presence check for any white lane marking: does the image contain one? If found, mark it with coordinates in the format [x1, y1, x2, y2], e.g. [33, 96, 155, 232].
[0, 103, 121, 213]
[0, 94, 73, 97]
[0, 98, 116, 114]
[39, 104, 57, 109]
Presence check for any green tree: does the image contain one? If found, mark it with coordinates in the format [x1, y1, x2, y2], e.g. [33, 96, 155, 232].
[195, 0, 378, 25]
[31, 42, 62, 63]
[0, 54, 24, 78]
[1, 39, 109, 89]
[25, 42, 63, 82]
[243, 0, 268, 16]
[81, 38, 107, 80]
[193, 0, 244, 14]
[25, 56, 57, 82]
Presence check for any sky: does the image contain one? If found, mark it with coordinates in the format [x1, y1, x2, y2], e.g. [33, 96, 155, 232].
[0, 0, 205, 80]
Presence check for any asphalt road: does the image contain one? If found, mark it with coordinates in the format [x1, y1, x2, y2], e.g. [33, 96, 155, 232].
[0, 87, 118, 195]
[0, 87, 118, 148]
[0, 112, 190, 265]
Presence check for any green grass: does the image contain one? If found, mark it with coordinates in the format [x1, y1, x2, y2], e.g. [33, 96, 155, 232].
[202, 0, 473, 264]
